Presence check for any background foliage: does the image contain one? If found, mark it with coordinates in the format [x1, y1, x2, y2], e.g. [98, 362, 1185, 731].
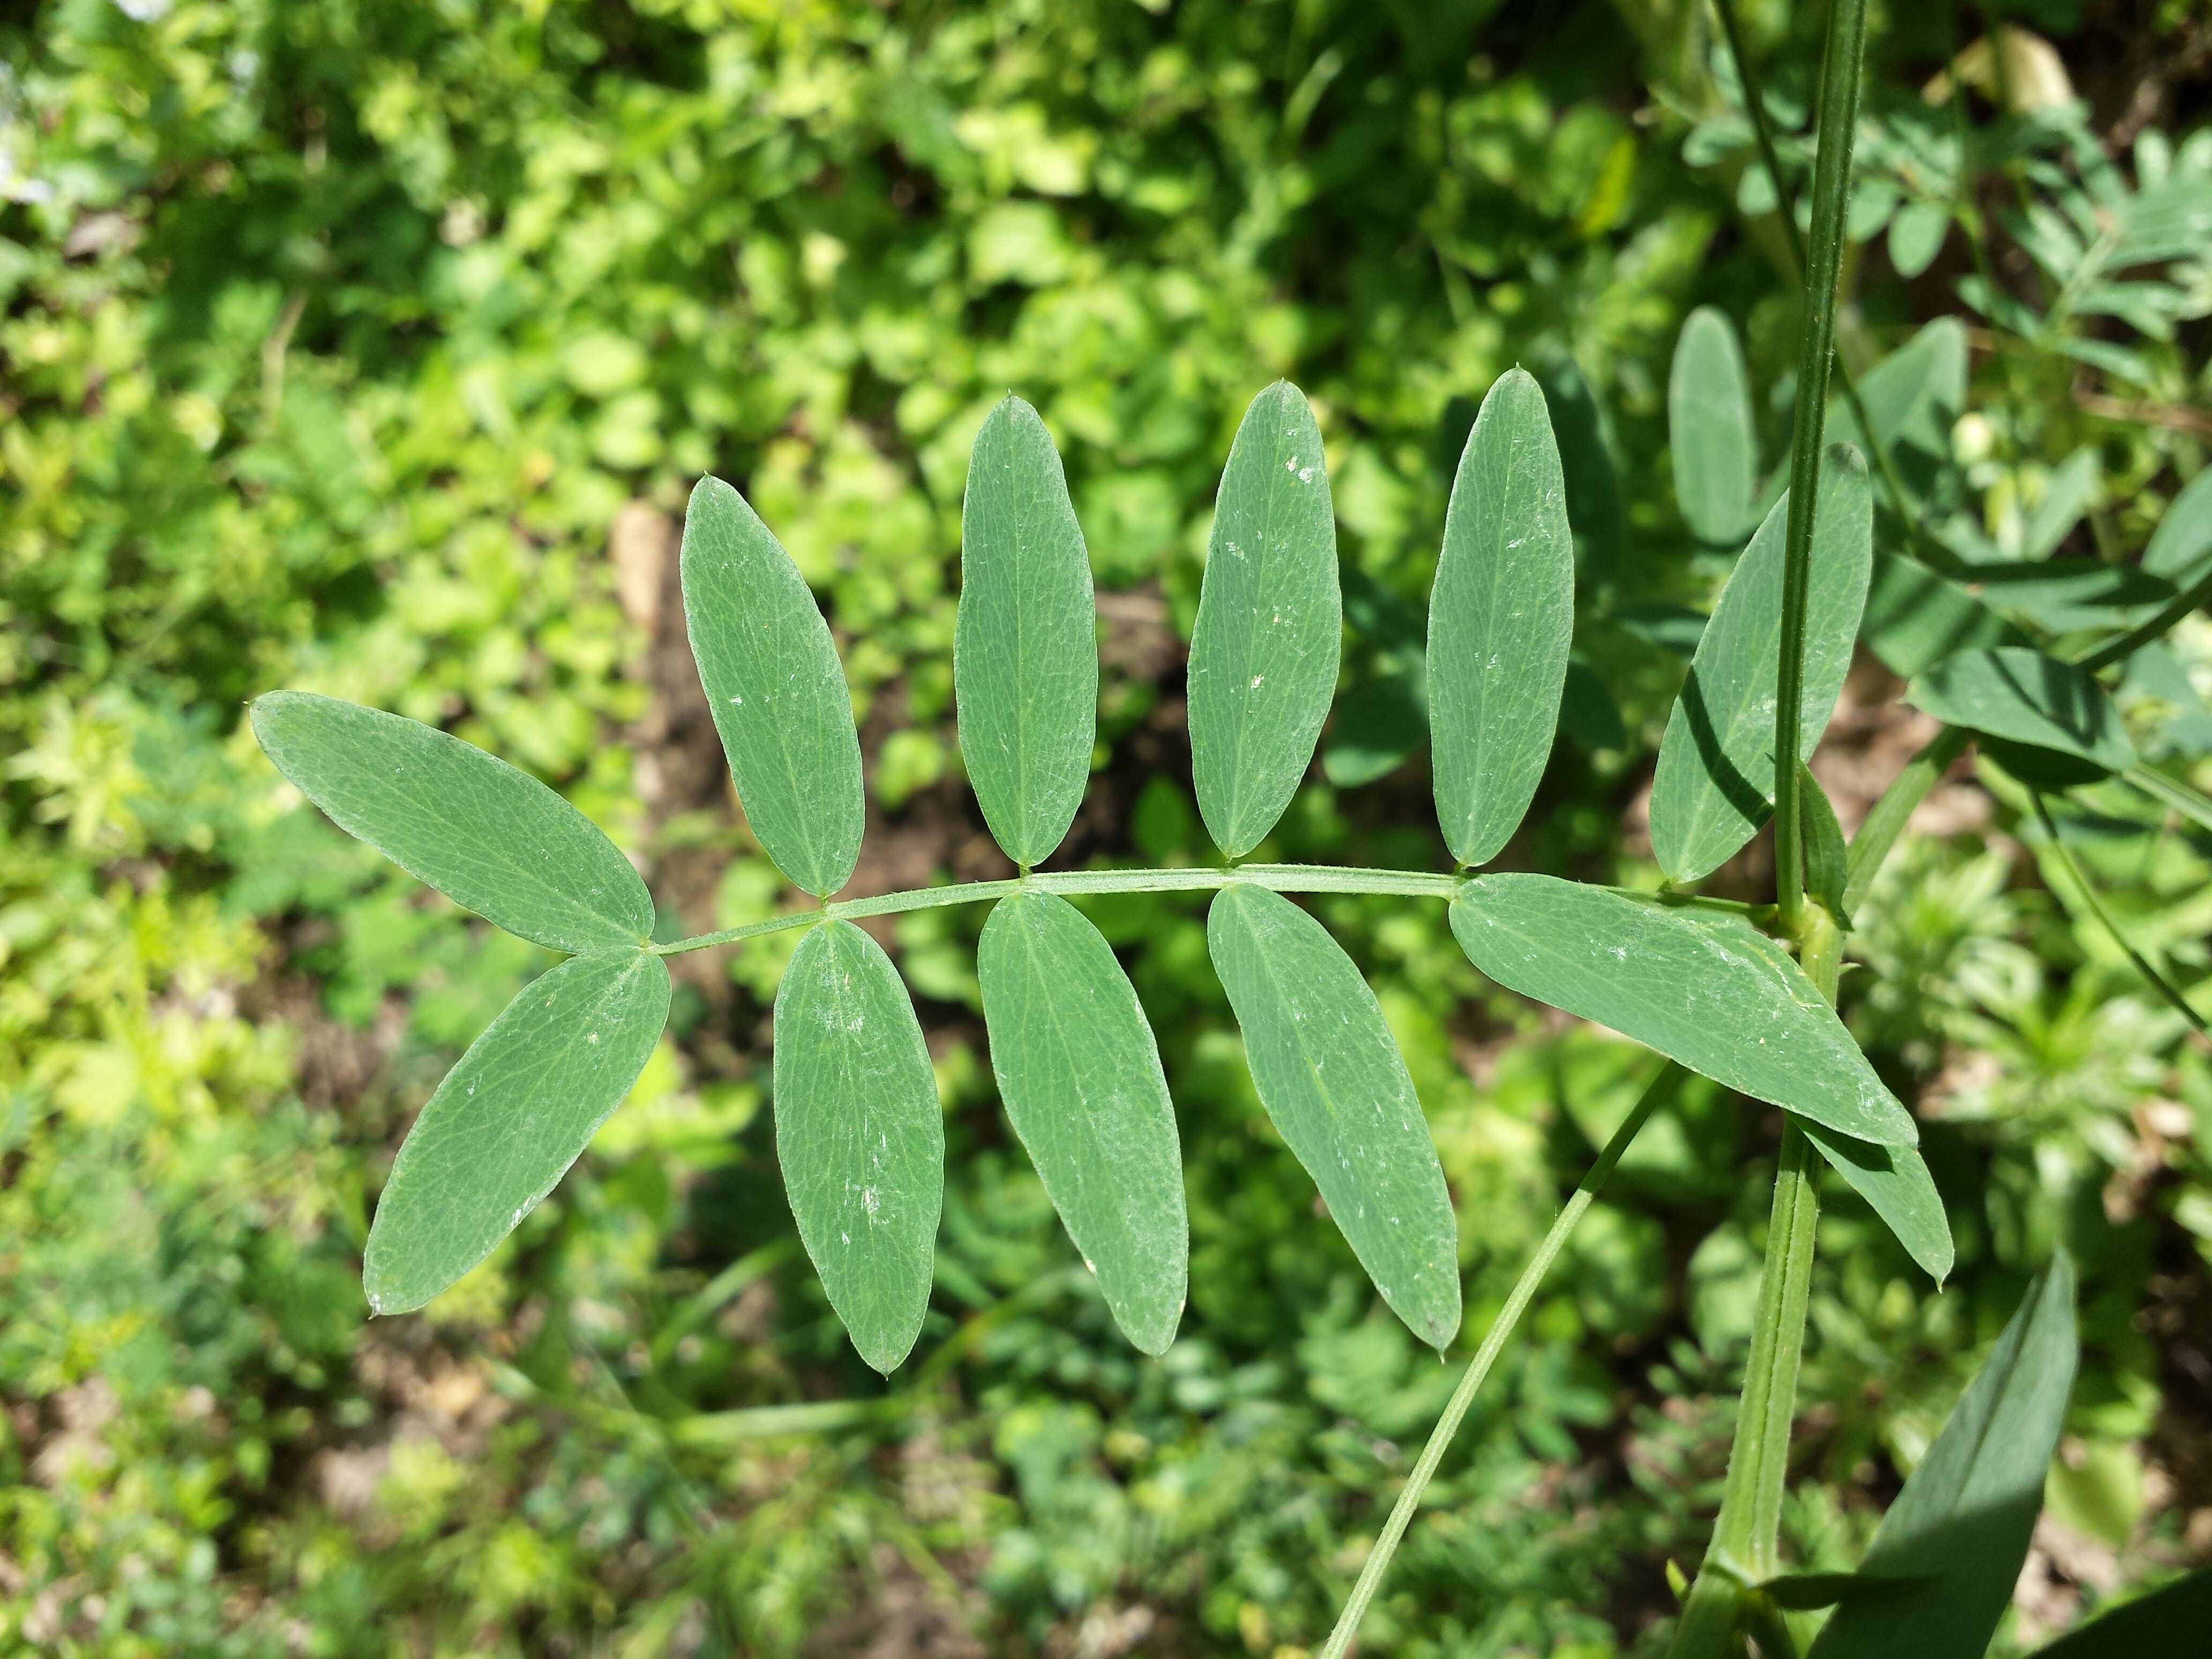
[3, 0, 2209, 1653]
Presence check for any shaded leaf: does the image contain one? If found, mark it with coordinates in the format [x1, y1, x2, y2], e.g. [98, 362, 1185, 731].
[1560, 657, 1628, 753]
[1830, 319, 1967, 504]
[2142, 466, 2212, 584]
[1799, 765, 1849, 924]
[1428, 368, 1576, 867]
[1797, 1118, 1954, 1283]
[1669, 307, 1760, 545]
[251, 692, 654, 956]
[1650, 447, 1874, 882]
[1810, 1253, 2078, 1659]
[774, 920, 944, 1372]
[1908, 647, 2136, 773]
[682, 477, 866, 898]
[1887, 200, 1949, 277]
[956, 396, 1098, 868]
[1188, 382, 1342, 857]
[1534, 350, 1625, 585]
[363, 950, 670, 1314]
[1862, 554, 2029, 678]
[1206, 883, 1460, 1347]
[1323, 671, 1428, 787]
[2029, 1568, 2212, 1658]
[978, 891, 1186, 1354]
[1449, 875, 1916, 1146]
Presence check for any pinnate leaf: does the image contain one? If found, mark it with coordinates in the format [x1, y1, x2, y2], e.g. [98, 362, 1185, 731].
[1810, 1252, 2078, 1659]
[1669, 307, 1760, 545]
[251, 691, 654, 955]
[773, 919, 944, 1372]
[956, 397, 1098, 868]
[1449, 875, 1917, 1147]
[1428, 368, 1575, 867]
[1650, 446, 1873, 882]
[363, 950, 670, 1314]
[1907, 646, 2136, 773]
[682, 477, 866, 898]
[1207, 883, 1460, 1348]
[1189, 382, 1341, 858]
[978, 891, 1186, 1354]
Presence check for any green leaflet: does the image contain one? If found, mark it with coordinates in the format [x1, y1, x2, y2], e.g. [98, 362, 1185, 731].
[1449, 875, 1917, 1148]
[2027, 1567, 2212, 1658]
[1650, 447, 1873, 882]
[251, 692, 654, 955]
[1798, 764, 1850, 925]
[956, 397, 1098, 868]
[1795, 1118, 1954, 1283]
[1809, 1253, 2078, 1659]
[362, 950, 670, 1314]
[1887, 200, 1948, 278]
[2142, 466, 2212, 583]
[1206, 883, 1460, 1348]
[1188, 382, 1342, 858]
[1861, 553, 2027, 678]
[1829, 318, 1967, 504]
[977, 891, 1186, 1354]
[681, 477, 866, 899]
[1907, 646, 2136, 773]
[1428, 368, 1575, 868]
[1668, 307, 1760, 546]
[773, 919, 944, 1373]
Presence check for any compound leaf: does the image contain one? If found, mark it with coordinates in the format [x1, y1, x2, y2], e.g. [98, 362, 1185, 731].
[1907, 647, 2136, 773]
[1449, 875, 1917, 1147]
[1669, 306, 1760, 545]
[682, 477, 866, 899]
[252, 692, 654, 956]
[1207, 883, 1460, 1348]
[1651, 446, 1874, 883]
[1189, 382, 1341, 858]
[774, 920, 944, 1372]
[363, 949, 670, 1314]
[1797, 1118, 1954, 1283]
[956, 397, 1098, 868]
[1810, 1252, 2078, 1659]
[978, 891, 1186, 1354]
[1428, 368, 1575, 867]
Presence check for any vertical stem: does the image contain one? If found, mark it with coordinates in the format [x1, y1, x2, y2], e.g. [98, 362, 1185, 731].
[1771, 0, 1871, 941]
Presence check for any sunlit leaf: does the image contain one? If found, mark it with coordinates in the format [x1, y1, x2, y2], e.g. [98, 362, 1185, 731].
[682, 477, 866, 898]
[978, 890, 1186, 1354]
[1907, 646, 2136, 773]
[1449, 875, 1917, 1147]
[1810, 1252, 2078, 1659]
[1669, 307, 1760, 546]
[1650, 446, 1874, 882]
[1887, 200, 1949, 277]
[2142, 466, 2212, 585]
[1796, 1119, 1954, 1283]
[1428, 368, 1575, 868]
[774, 919, 944, 1372]
[956, 396, 1098, 868]
[251, 692, 654, 955]
[363, 950, 670, 1314]
[1207, 883, 1460, 1348]
[1188, 382, 1341, 858]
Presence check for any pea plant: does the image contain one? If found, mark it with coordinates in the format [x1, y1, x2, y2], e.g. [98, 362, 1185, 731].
[250, 2, 2212, 1651]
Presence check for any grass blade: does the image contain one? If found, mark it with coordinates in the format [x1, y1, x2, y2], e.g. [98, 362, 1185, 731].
[978, 891, 1187, 1354]
[681, 477, 866, 899]
[363, 950, 670, 1314]
[1207, 883, 1460, 1347]
[773, 920, 945, 1372]
[1650, 446, 1873, 883]
[1428, 368, 1576, 867]
[1189, 382, 1341, 858]
[1669, 307, 1760, 545]
[251, 692, 654, 955]
[956, 397, 1098, 869]
[1449, 874, 1917, 1147]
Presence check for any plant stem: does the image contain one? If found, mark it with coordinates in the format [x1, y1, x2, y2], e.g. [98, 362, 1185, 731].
[1317, 1069, 1673, 1659]
[1842, 726, 1972, 915]
[1770, 0, 1871, 944]
[2030, 793, 2210, 1041]
[2077, 565, 2212, 674]
[2125, 765, 2212, 836]
[1710, 0, 1941, 576]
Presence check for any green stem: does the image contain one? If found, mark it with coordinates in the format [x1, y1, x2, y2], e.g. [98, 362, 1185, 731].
[2030, 793, 2210, 1041]
[1317, 1070, 1672, 1659]
[2124, 765, 2212, 837]
[1710, 0, 1943, 577]
[1770, 0, 1871, 941]
[2077, 566, 2212, 675]
[1843, 726, 1972, 916]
